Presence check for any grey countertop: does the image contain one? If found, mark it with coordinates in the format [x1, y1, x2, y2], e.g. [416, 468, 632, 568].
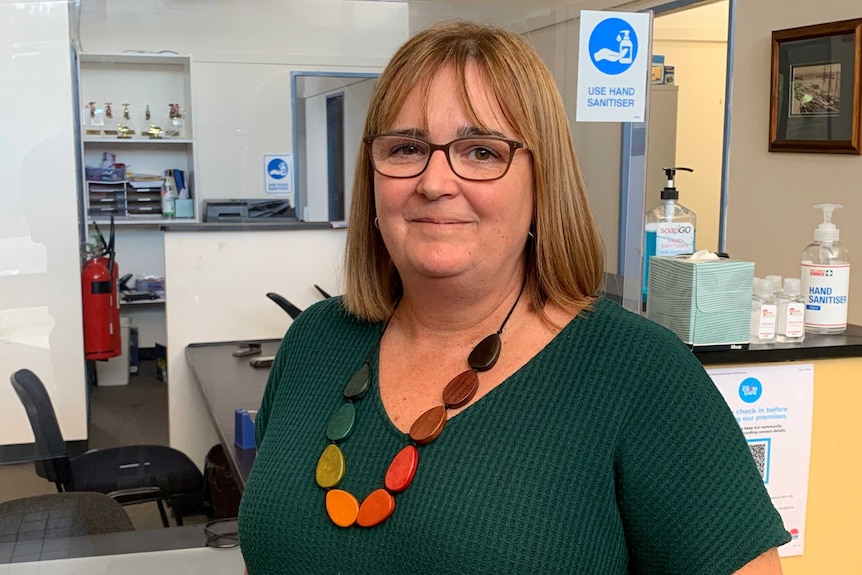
[161, 221, 340, 232]
[694, 324, 862, 365]
[186, 339, 282, 490]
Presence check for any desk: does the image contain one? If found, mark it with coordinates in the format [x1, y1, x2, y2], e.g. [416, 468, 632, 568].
[186, 339, 281, 490]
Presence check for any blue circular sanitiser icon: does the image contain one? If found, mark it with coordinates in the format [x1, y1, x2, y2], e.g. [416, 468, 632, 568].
[738, 377, 763, 403]
[267, 158, 289, 180]
[588, 18, 639, 75]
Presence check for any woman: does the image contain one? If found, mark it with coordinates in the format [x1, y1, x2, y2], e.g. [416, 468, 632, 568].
[238, 21, 789, 574]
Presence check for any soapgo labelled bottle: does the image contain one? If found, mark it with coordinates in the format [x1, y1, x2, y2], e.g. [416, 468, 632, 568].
[643, 167, 696, 300]
[801, 204, 851, 334]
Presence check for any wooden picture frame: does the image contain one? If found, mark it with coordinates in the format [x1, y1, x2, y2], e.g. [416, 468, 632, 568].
[769, 19, 862, 154]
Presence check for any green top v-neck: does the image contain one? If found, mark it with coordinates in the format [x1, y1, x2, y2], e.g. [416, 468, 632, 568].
[238, 297, 789, 574]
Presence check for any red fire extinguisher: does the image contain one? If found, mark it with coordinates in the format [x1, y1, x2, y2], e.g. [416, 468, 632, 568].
[82, 218, 121, 360]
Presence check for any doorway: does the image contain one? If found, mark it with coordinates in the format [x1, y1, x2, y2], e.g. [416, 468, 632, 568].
[652, 0, 730, 254]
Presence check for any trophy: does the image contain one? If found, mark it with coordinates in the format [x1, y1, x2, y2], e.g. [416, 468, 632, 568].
[103, 102, 118, 136]
[167, 103, 184, 138]
[145, 123, 164, 139]
[117, 104, 135, 137]
[85, 101, 103, 136]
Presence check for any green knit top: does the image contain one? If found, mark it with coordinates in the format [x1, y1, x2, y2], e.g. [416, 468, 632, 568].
[238, 297, 789, 574]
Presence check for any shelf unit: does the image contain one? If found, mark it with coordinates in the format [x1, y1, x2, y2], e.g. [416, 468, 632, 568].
[86, 179, 165, 220]
[77, 52, 198, 224]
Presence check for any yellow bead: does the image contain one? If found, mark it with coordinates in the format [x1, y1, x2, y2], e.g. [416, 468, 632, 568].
[315, 444, 345, 488]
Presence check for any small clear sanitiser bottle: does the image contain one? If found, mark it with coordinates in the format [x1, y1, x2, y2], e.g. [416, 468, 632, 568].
[750, 278, 777, 344]
[765, 275, 783, 299]
[777, 278, 805, 343]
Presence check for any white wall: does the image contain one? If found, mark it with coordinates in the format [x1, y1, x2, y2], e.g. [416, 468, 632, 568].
[163, 229, 346, 466]
[0, 1, 87, 446]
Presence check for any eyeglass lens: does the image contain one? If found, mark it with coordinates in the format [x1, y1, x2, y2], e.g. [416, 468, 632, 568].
[369, 136, 517, 180]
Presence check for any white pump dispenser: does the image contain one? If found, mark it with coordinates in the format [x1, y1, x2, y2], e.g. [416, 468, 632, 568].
[801, 204, 851, 334]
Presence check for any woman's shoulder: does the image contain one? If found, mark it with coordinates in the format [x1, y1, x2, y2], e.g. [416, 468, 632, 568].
[286, 296, 359, 329]
[577, 297, 690, 352]
[282, 295, 379, 345]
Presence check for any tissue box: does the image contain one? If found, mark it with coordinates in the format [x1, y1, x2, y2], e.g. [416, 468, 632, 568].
[175, 199, 194, 218]
[646, 256, 754, 350]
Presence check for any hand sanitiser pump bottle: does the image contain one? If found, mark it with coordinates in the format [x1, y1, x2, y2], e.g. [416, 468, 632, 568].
[801, 204, 851, 334]
[643, 167, 696, 299]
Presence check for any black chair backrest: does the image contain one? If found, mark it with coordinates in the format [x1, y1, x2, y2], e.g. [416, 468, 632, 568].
[266, 292, 303, 319]
[10, 369, 71, 487]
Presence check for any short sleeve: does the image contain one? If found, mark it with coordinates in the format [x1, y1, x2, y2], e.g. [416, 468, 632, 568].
[614, 341, 790, 574]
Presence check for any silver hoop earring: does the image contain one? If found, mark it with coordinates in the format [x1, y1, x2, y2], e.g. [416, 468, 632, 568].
[528, 225, 535, 239]
[374, 217, 380, 229]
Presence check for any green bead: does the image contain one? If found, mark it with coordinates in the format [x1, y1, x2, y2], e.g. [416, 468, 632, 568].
[326, 402, 356, 443]
[343, 363, 371, 400]
[316, 444, 345, 489]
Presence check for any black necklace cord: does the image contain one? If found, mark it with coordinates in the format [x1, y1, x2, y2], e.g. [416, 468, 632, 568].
[496, 277, 528, 336]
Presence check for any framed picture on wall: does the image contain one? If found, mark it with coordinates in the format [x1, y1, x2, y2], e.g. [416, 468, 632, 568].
[769, 18, 862, 154]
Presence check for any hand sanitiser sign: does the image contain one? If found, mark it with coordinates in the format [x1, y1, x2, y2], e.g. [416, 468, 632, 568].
[577, 10, 651, 122]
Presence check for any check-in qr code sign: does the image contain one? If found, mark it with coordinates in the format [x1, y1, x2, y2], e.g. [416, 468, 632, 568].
[748, 438, 771, 484]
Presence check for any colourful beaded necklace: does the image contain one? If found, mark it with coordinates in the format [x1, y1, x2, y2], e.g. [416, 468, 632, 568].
[315, 283, 526, 528]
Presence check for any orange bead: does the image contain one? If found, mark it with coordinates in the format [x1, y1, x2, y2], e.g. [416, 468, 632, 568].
[325, 489, 359, 528]
[357, 488, 395, 527]
[384, 445, 418, 493]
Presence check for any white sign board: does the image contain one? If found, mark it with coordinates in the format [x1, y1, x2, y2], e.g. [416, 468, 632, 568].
[707, 364, 814, 558]
[576, 10, 651, 122]
[264, 154, 293, 197]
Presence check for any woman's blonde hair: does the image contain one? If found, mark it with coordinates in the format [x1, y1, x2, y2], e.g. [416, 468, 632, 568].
[343, 20, 604, 321]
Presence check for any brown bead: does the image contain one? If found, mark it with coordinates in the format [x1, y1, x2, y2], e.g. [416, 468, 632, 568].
[409, 405, 447, 445]
[442, 370, 479, 409]
[468, 333, 501, 372]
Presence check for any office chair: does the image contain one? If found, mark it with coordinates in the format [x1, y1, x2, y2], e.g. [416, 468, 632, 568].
[10, 368, 206, 528]
[266, 286, 332, 320]
[265, 292, 303, 319]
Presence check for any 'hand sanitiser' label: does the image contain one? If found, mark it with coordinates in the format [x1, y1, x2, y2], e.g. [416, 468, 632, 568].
[800, 263, 850, 328]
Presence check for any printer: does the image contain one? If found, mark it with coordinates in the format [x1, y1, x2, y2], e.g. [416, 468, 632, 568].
[203, 199, 297, 223]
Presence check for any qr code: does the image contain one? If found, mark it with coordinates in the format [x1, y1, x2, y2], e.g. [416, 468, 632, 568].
[748, 440, 770, 483]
